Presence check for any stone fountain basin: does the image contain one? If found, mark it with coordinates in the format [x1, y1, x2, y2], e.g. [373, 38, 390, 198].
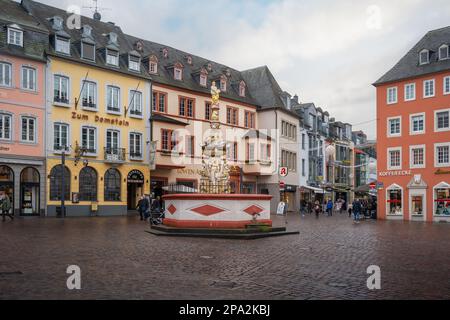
[162, 194, 273, 229]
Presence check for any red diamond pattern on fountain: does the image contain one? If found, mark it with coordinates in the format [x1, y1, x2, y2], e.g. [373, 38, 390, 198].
[244, 205, 264, 216]
[191, 205, 225, 216]
[167, 204, 177, 215]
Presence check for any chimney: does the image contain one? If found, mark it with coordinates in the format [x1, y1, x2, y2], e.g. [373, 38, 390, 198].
[293, 94, 299, 104]
[108, 21, 115, 26]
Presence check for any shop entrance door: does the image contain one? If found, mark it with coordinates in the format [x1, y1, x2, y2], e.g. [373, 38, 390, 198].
[0, 166, 14, 215]
[20, 167, 40, 216]
[127, 170, 144, 211]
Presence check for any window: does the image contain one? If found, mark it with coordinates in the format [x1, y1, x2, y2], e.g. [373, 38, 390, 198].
[435, 143, 450, 167]
[161, 129, 178, 152]
[388, 117, 401, 137]
[21, 117, 35, 143]
[226, 107, 238, 125]
[281, 150, 297, 171]
[129, 55, 140, 72]
[174, 67, 182, 80]
[205, 102, 211, 120]
[49, 165, 70, 201]
[423, 79, 435, 98]
[106, 86, 120, 113]
[81, 42, 95, 61]
[410, 145, 425, 168]
[220, 79, 227, 92]
[179, 97, 194, 118]
[0, 62, 12, 87]
[0, 113, 12, 140]
[387, 186, 402, 215]
[227, 142, 238, 162]
[21, 67, 36, 91]
[404, 83, 415, 101]
[53, 75, 69, 104]
[246, 142, 255, 162]
[104, 168, 121, 201]
[439, 45, 449, 60]
[55, 36, 70, 55]
[244, 111, 255, 128]
[81, 126, 96, 153]
[186, 136, 195, 158]
[200, 74, 207, 87]
[8, 28, 23, 46]
[302, 134, 306, 150]
[419, 49, 429, 65]
[260, 143, 271, 161]
[79, 167, 97, 201]
[81, 80, 96, 109]
[106, 49, 119, 66]
[388, 147, 402, 169]
[53, 123, 69, 152]
[239, 82, 246, 97]
[444, 76, 450, 95]
[436, 110, 450, 131]
[434, 184, 450, 216]
[152, 91, 166, 113]
[106, 130, 120, 152]
[387, 87, 397, 104]
[149, 61, 157, 74]
[129, 90, 142, 116]
[410, 113, 425, 134]
[302, 159, 306, 177]
[129, 133, 142, 159]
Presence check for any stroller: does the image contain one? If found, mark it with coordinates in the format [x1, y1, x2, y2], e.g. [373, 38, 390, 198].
[149, 209, 164, 226]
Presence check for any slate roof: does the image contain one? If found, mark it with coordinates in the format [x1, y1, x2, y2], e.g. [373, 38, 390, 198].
[374, 26, 450, 86]
[0, 0, 48, 61]
[241, 66, 286, 109]
[21, 0, 151, 80]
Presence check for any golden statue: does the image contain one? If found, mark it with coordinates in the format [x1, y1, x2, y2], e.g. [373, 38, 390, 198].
[210, 81, 221, 105]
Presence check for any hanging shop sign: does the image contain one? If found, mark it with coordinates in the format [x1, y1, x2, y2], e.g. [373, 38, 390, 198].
[378, 170, 412, 177]
[127, 170, 145, 184]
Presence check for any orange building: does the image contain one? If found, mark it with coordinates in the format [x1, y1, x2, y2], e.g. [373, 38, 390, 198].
[374, 26, 450, 222]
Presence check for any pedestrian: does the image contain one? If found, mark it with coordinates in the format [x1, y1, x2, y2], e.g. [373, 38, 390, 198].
[326, 199, 333, 216]
[136, 195, 149, 221]
[352, 198, 361, 223]
[299, 200, 306, 217]
[314, 200, 321, 219]
[348, 203, 353, 218]
[1, 191, 13, 222]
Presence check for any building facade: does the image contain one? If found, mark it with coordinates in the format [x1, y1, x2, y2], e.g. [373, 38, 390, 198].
[24, 0, 152, 216]
[0, 0, 48, 216]
[375, 26, 450, 223]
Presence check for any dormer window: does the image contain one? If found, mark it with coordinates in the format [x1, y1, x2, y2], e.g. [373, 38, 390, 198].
[239, 81, 246, 97]
[129, 54, 141, 72]
[81, 41, 95, 61]
[55, 36, 70, 55]
[106, 49, 119, 66]
[200, 74, 207, 87]
[220, 77, 227, 92]
[174, 67, 182, 80]
[419, 49, 430, 65]
[108, 32, 118, 46]
[162, 48, 169, 59]
[186, 55, 192, 65]
[207, 63, 212, 72]
[51, 16, 63, 30]
[439, 45, 449, 60]
[149, 55, 158, 74]
[82, 25, 92, 38]
[7, 26, 23, 47]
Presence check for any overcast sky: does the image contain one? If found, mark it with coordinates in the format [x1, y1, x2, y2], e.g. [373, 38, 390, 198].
[37, 0, 450, 139]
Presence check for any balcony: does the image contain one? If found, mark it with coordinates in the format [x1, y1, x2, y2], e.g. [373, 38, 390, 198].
[54, 96, 69, 105]
[82, 99, 97, 110]
[243, 160, 274, 176]
[104, 147, 126, 163]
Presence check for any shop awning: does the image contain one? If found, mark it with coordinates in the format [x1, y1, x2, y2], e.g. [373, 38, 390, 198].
[302, 185, 327, 194]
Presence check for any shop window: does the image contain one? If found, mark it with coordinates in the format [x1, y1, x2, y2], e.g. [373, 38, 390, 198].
[79, 167, 97, 201]
[49, 165, 70, 201]
[387, 186, 402, 215]
[411, 196, 423, 215]
[104, 168, 121, 201]
[434, 184, 450, 216]
[0, 165, 14, 214]
[20, 167, 40, 215]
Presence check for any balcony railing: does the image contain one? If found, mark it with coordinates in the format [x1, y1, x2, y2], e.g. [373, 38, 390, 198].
[104, 147, 126, 163]
[82, 99, 97, 109]
[130, 109, 143, 117]
[54, 96, 69, 104]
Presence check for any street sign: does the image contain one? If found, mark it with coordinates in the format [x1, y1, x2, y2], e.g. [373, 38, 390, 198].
[279, 181, 286, 190]
[279, 167, 288, 177]
[369, 182, 376, 189]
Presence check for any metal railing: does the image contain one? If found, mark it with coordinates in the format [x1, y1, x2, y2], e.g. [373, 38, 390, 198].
[104, 147, 126, 163]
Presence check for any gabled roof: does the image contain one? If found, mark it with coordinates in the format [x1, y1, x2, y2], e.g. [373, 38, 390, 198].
[241, 66, 285, 109]
[374, 26, 450, 86]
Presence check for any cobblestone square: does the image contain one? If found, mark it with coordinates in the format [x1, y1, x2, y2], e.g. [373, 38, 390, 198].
[0, 214, 449, 300]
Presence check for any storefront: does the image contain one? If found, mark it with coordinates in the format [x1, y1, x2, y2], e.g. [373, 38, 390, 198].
[386, 184, 403, 220]
[434, 182, 450, 218]
[281, 184, 298, 213]
[127, 170, 145, 210]
[20, 167, 41, 216]
[0, 165, 14, 215]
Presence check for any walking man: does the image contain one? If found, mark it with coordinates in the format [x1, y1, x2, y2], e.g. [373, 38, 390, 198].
[352, 198, 361, 223]
[1, 190, 13, 222]
[326, 199, 333, 216]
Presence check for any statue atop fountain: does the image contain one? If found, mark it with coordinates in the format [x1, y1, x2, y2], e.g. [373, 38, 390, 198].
[199, 81, 230, 194]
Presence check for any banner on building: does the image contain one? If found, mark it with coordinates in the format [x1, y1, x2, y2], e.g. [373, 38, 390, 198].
[149, 141, 157, 171]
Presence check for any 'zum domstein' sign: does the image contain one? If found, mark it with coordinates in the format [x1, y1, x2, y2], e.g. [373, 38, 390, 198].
[71, 112, 130, 127]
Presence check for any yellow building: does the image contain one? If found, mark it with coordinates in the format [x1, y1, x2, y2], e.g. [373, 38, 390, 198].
[26, 2, 152, 216]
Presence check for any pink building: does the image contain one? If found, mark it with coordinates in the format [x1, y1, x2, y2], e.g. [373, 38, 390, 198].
[0, 1, 48, 216]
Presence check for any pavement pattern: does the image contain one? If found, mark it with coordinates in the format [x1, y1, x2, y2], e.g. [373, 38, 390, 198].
[0, 212, 449, 300]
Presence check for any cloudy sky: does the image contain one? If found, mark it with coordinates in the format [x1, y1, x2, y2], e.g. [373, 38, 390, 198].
[38, 0, 450, 139]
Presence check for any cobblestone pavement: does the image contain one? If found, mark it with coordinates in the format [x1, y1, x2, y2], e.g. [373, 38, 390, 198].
[0, 213, 449, 300]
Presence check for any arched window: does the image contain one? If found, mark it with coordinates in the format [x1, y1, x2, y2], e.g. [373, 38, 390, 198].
[21, 167, 39, 183]
[20, 167, 40, 215]
[49, 165, 70, 201]
[79, 167, 97, 201]
[104, 168, 121, 201]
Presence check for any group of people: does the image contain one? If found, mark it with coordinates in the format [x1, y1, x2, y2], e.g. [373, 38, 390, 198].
[136, 195, 165, 222]
[349, 198, 377, 222]
[300, 197, 376, 221]
[0, 190, 13, 222]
